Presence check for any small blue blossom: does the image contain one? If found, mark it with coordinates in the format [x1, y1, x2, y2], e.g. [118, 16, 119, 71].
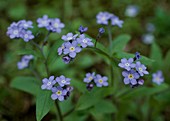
[111, 16, 124, 28]
[152, 71, 164, 85]
[56, 75, 71, 87]
[58, 43, 66, 55]
[78, 25, 88, 34]
[41, 76, 56, 90]
[37, 15, 50, 28]
[134, 52, 141, 60]
[96, 12, 114, 25]
[83, 72, 96, 83]
[17, 60, 29, 70]
[17, 55, 34, 70]
[63, 41, 81, 58]
[99, 27, 105, 34]
[135, 61, 149, 76]
[51, 86, 67, 101]
[118, 58, 136, 71]
[94, 74, 108, 87]
[7, 22, 22, 39]
[19, 20, 33, 29]
[146, 23, 155, 33]
[62, 55, 72, 64]
[142, 34, 154, 45]
[22, 55, 34, 61]
[77, 34, 94, 48]
[125, 5, 139, 17]
[86, 83, 94, 91]
[122, 69, 140, 85]
[47, 18, 65, 33]
[61, 33, 78, 41]
[20, 30, 34, 42]
[138, 79, 144, 85]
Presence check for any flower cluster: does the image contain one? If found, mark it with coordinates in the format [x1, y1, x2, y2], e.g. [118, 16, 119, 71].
[37, 15, 65, 33]
[7, 20, 34, 42]
[118, 52, 149, 87]
[17, 55, 34, 70]
[83, 72, 108, 91]
[96, 11, 124, 28]
[152, 70, 164, 85]
[58, 26, 94, 64]
[41, 75, 73, 101]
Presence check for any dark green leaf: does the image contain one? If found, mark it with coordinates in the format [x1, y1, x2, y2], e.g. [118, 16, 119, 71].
[36, 90, 54, 121]
[111, 34, 131, 54]
[10, 76, 40, 96]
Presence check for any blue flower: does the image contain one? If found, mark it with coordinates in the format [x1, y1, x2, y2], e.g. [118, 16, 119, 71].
[62, 55, 72, 64]
[37, 15, 50, 28]
[58, 43, 66, 55]
[77, 34, 94, 48]
[47, 18, 65, 33]
[125, 5, 139, 17]
[41, 76, 56, 90]
[20, 30, 34, 42]
[63, 41, 81, 58]
[51, 86, 67, 101]
[86, 83, 94, 91]
[83, 72, 95, 83]
[146, 23, 155, 33]
[94, 74, 108, 87]
[17, 60, 29, 70]
[19, 20, 33, 29]
[135, 61, 149, 76]
[7, 22, 22, 39]
[78, 25, 88, 34]
[56, 75, 71, 87]
[99, 27, 105, 34]
[96, 12, 113, 25]
[122, 69, 140, 85]
[111, 16, 124, 28]
[61, 33, 78, 41]
[134, 52, 141, 60]
[17, 55, 34, 70]
[118, 58, 136, 71]
[142, 34, 154, 45]
[152, 71, 164, 85]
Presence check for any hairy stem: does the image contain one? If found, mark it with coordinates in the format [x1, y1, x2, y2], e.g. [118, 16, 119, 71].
[55, 101, 63, 121]
[107, 25, 112, 52]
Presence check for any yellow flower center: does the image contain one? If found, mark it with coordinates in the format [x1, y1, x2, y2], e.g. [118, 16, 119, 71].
[99, 79, 103, 83]
[128, 74, 134, 79]
[88, 77, 93, 81]
[69, 47, 75, 52]
[56, 91, 62, 95]
[101, 17, 106, 21]
[54, 23, 58, 28]
[139, 68, 143, 71]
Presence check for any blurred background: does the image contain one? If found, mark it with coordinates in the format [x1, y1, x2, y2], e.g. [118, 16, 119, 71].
[0, 0, 170, 121]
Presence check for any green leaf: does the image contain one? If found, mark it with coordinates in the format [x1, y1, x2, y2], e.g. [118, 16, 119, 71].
[10, 76, 40, 96]
[111, 34, 131, 54]
[119, 84, 169, 100]
[36, 90, 54, 121]
[150, 42, 163, 69]
[76, 87, 114, 111]
[93, 100, 117, 114]
[47, 40, 63, 65]
[76, 92, 100, 110]
[114, 52, 154, 66]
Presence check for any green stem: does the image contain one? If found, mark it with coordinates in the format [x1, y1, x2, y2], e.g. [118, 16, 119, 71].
[107, 25, 112, 52]
[63, 107, 75, 118]
[29, 66, 41, 80]
[43, 31, 51, 46]
[55, 101, 63, 121]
